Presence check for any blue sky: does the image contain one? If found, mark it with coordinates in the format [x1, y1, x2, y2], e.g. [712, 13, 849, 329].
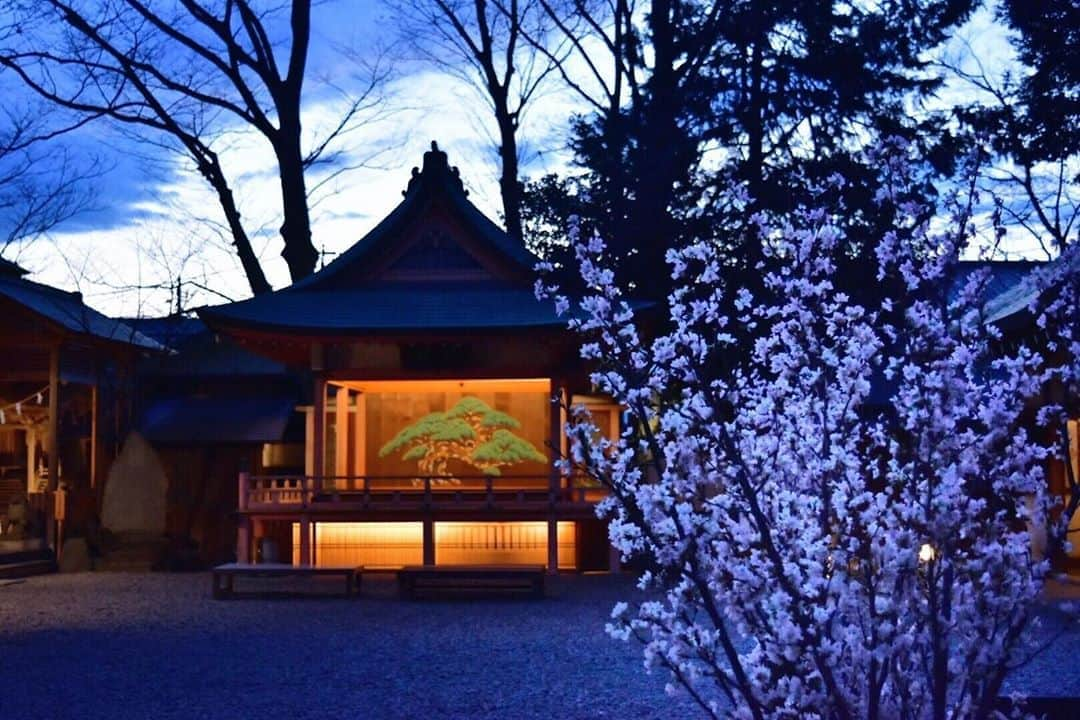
[0, 1, 1037, 317]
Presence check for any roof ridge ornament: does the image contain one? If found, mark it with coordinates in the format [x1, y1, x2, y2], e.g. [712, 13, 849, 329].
[402, 141, 469, 197]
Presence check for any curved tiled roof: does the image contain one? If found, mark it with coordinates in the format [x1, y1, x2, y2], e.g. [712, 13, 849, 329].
[199, 142, 555, 335]
[0, 273, 164, 350]
[200, 284, 567, 334]
[290, 142, 538, 292]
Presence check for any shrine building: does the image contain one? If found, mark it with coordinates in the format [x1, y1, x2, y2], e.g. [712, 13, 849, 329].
[197, 143, 619, 573]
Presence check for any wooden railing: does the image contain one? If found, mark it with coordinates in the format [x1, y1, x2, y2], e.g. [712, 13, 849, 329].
[239, 473, 607, 511]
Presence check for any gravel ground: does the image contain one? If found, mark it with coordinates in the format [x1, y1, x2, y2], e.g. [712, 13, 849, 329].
[1, 573, 1078, 720]
[0, 573, 702, 720]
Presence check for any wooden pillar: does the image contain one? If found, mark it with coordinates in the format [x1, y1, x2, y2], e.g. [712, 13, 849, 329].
[299, 514, 312, 566]
[236, 519, 251, 563]
[547, 517, 559, 575]
[236, 472, 250, 563]
[304, 409, 315, 476]
[335, 385, 350, 477]
[47, 346, 59, 491]
[312, 376, 326, 481]
[46, 345, 59, 550]
[25, 429, 37, 493]
[422, 517, 435, 566]
[89, 383, 99, 489]
[549, 379, 563, 501]
[353, 392, 366, 477]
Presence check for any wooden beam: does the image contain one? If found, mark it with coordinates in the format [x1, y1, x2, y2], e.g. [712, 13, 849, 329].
[337, 378, 551, 394]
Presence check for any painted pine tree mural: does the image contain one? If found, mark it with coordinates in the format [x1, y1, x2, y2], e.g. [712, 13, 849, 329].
[379, 397, 546, 478]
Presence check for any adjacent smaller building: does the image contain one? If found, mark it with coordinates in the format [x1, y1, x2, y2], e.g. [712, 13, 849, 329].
[0, 256, 162, 564]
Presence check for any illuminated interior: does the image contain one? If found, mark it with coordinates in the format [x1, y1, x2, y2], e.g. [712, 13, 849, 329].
[320, 378, 553, 479]
[436, 521, 576, 568]
[292, 522, 423, 567]
[290, 520, 577, 569]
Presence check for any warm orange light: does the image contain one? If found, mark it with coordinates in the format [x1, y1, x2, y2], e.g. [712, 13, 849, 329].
[292, 520, 577, 569]
[435, 521, 575, 568]
[292, 522, 424, 567]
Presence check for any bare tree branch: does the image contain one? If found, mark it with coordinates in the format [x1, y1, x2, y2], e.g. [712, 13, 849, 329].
[0, 0, 395, 296]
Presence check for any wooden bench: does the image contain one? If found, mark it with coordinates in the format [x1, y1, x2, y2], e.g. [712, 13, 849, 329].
[397, 564, 546, 599]
[211, 563, 362, 599]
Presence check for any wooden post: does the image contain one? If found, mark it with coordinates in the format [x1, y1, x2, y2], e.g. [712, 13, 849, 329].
[299, 514, 312, 566]
[46, 345, 59, 550]
[89, 383, 99, 489]
[422, 517, 435, 566]
[312, 376, 326, 482]
[236, 472, 250, 563]
[353, 391, 366, 478]
[547, 517, 559, 575]
[549, 379, 566, 502]
[238, 472, 249, 512]
[47, 346, 59, 490]
[236, 517, 251, 564]
[54, 487, 66, 563]
[335, 385, 350, 477]
[25, 429, 37, 494]
[304, 408, 314, 476]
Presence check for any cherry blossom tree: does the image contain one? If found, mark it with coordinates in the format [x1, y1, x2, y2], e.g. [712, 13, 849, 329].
[540, 145, 1080, 719]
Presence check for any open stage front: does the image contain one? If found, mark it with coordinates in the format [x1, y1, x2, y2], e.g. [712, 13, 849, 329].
[237, 378, 617, 573]
[196, 146, 622, 574]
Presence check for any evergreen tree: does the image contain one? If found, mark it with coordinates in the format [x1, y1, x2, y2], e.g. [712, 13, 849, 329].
[524, 0, 977, 300]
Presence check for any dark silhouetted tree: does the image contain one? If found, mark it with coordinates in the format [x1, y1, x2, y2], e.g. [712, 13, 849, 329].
[949, 0, 1078, 256]
[0, 0, 391, 294]
[392, 0, 562, 244]
[522, 0, 978, 300]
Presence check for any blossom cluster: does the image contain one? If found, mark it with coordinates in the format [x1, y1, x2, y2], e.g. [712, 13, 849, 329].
[540, 153, 1080, 719]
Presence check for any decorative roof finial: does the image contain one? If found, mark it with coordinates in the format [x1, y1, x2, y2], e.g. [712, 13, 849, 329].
[402, 141, 466, 196]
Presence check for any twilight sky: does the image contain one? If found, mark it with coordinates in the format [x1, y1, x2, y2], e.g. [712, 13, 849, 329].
[0, 2, 1029, 317]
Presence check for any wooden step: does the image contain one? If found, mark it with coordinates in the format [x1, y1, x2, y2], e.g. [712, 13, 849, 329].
[0, 549, 55, 579]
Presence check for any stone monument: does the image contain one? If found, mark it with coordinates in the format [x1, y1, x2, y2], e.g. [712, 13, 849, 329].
[101, 431, 168, 535]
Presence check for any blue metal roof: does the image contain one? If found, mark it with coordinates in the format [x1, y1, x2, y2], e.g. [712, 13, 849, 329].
[126, 316, 287, 376]
[139, 393, 297, 445]
[0, 274, 164, 350]
[199, 143, 554, 336]
[200, 284, 568, 333]
[952, 259, 1058, 326]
